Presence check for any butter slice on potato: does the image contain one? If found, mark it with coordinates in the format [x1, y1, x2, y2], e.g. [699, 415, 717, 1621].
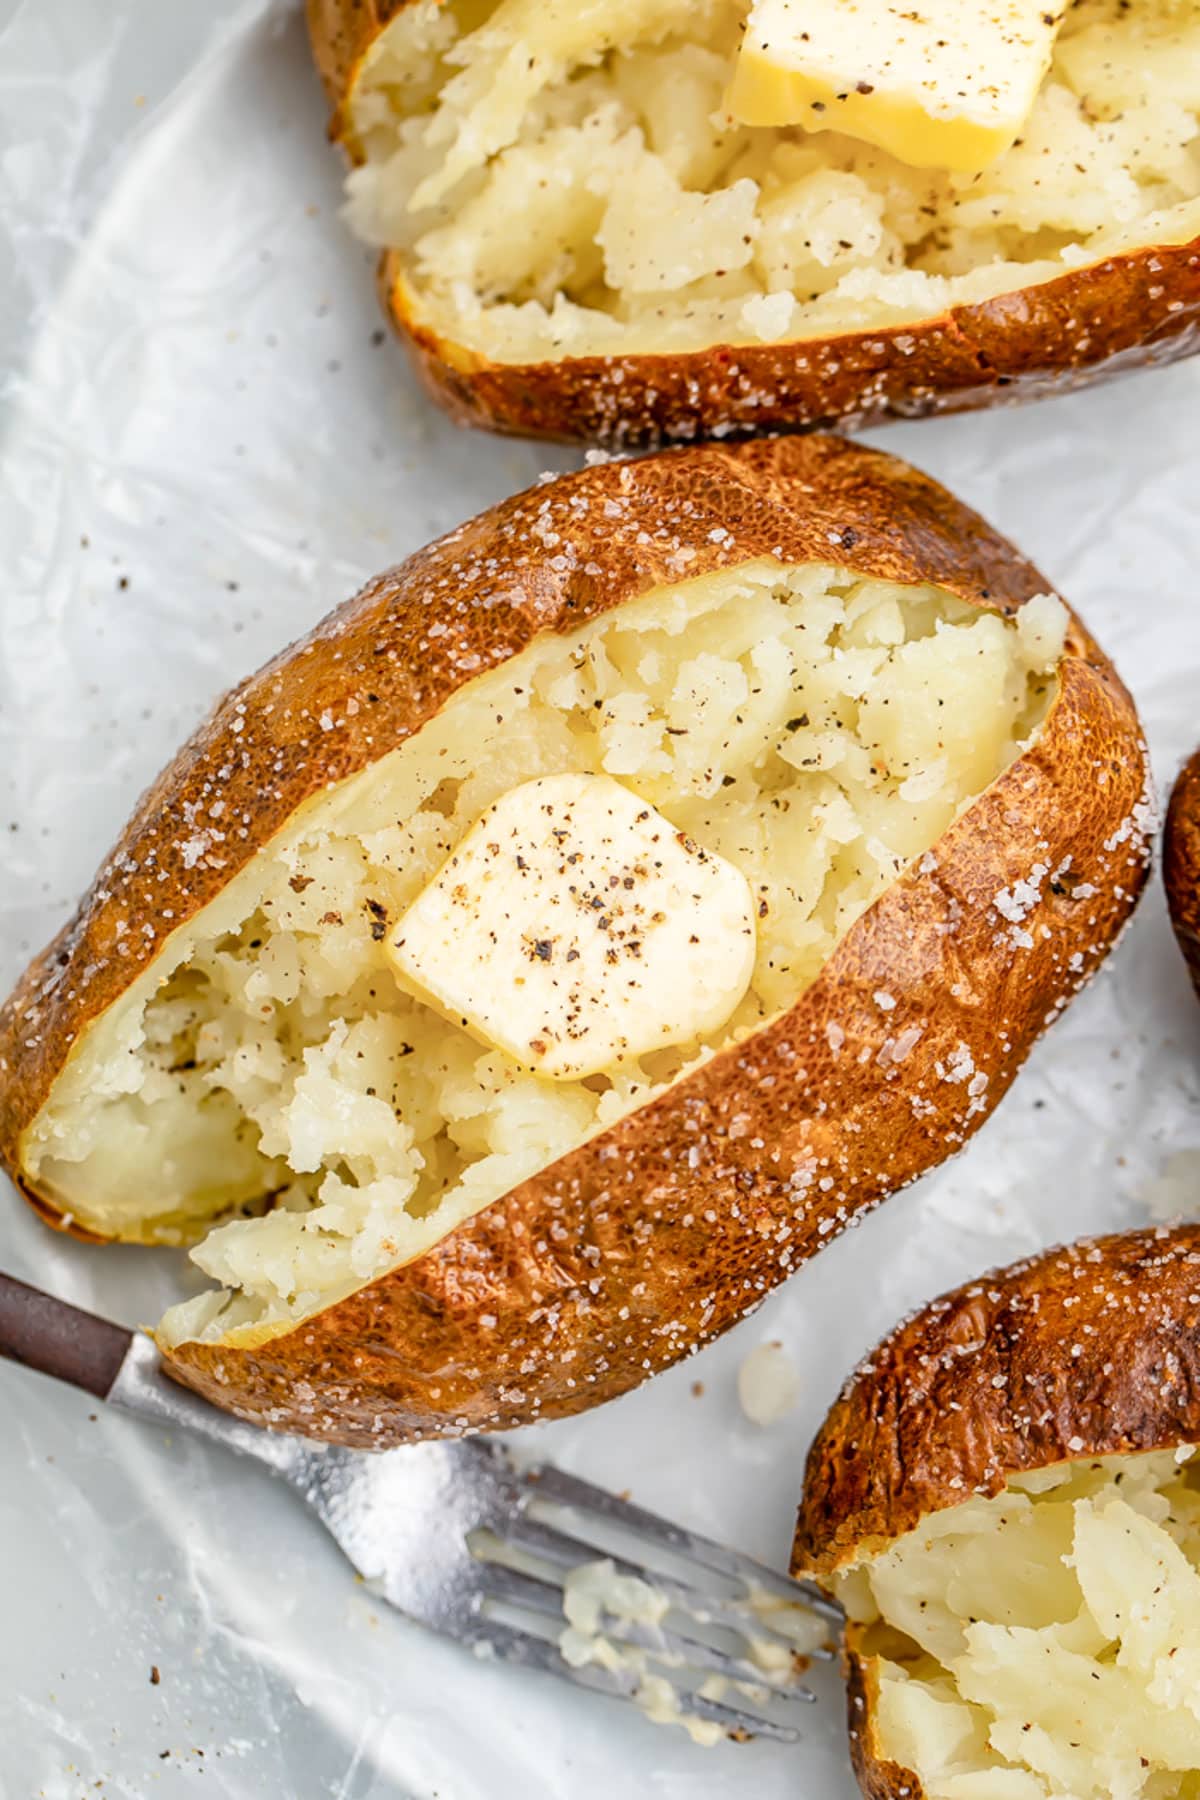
[388, 772, 756, 1080]
[728, 0, 1067, 170]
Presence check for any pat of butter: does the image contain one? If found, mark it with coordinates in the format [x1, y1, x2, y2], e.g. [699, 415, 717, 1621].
[387, 772, 756, 1081]
[727, 0, 1066, 172]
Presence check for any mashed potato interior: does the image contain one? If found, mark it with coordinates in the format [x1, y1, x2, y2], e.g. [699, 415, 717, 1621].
[343, 0, 1200, 362]
[836, 1449, 1200, 1799]
[23, 567, 1065, 1346]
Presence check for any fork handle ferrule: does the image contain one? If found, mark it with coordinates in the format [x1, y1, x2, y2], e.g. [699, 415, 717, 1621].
[0, 1271, 133, 1399]
[107, 1332, 314, 1476]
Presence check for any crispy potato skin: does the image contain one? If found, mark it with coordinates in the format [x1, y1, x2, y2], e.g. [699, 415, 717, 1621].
[306, 0, 411, 143]
[306, 0, 1200, 445]
[842, 1639, 925, 1800]
[793, 1225, 1200, 1799]
[794, 1224, 1200, 1579]
[383, 247, 1200, 448]
[1166, 751, 1200, 1001]
[0, 437, 1151, 1447]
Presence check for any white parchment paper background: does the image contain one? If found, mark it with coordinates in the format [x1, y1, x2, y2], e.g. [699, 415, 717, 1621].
[1, 1, 1199, 1794]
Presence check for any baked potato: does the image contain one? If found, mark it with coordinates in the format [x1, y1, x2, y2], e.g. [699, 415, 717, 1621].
[0, 437, 1152, 1446]
[1166, 749, 1200, 1001]
[307, 0, 1200, 446]
[793, 1224, 1200, 1800]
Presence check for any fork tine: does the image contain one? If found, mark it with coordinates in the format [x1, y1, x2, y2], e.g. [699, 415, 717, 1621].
[504, 1511, 746, 1618]
[477, 1559, 818, 1695]
[477, 1560, 574, 1622]
[505, 1511, 647, 1578]
[525, 1463, 843, 1621]
[572, 1612, 820, 1699]
[503, 1511, 837, 1658]
[462, 1619, 807, 1745]
[659, 1685, 808, 1744]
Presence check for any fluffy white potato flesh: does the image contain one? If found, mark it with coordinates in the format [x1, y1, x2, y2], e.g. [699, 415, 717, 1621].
[389, 772, 757, 1080]
[21, 566, 1065, 1348]
[345, 0, 1200, 361]
[835, 1449, 1200, 1799]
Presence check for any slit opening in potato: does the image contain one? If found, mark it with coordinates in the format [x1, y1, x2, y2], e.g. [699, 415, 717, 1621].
[343, 0, 1200, 363]
[21, 564, 1067, 1348]
[835, 1447, 1200, 1800]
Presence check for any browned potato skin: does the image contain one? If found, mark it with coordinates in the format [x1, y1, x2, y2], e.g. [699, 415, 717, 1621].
[0, 437, 1150, 1447]
[307, 0, 409, 143]
[384, 250, 1200, 449]
[307, 0, 1200, 447]
[842, 1647, 925, 1800]
[1166, 750, 1200, 1000]
[791, 1225, 1200, 1800]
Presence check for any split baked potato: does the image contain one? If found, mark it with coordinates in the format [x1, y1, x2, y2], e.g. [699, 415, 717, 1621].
[1167, 750, 1200, 1001]
[308, 0, 1200, 445]
[0, 437, 1152, 1446]
[793, 1224, 1200, 1800]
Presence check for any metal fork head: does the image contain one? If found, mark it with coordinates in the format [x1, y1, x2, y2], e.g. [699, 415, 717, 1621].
[112, 1341, 841, 1746]
[290, 1437, 842, 1745]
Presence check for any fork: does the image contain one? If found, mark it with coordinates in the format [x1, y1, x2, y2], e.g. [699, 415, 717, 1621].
[0, 1271, 842, 1744]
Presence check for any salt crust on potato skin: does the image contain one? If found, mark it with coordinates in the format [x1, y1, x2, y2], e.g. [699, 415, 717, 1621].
[379, 251, 1200, 450]
[1166, 751, 1200, 1002]
[792, 1225, 1200, 1800]
[0, 436, 1151, 1446]
[308, 0, 1200, 448]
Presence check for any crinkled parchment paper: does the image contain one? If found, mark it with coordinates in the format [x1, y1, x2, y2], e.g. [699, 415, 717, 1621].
[1, 2, 1199, 1794]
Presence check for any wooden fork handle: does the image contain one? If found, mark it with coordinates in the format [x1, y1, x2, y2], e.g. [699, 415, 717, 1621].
[0, 1271, 133, 1399]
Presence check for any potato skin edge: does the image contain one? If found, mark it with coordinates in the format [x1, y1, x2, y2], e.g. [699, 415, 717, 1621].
[306, 0, 413, 144]
[381, 244, 1200, 449]
[1166, 751, 1200, 1002]
[0, 436, 1151, 1447]
[844, 1634, 928, 1800]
